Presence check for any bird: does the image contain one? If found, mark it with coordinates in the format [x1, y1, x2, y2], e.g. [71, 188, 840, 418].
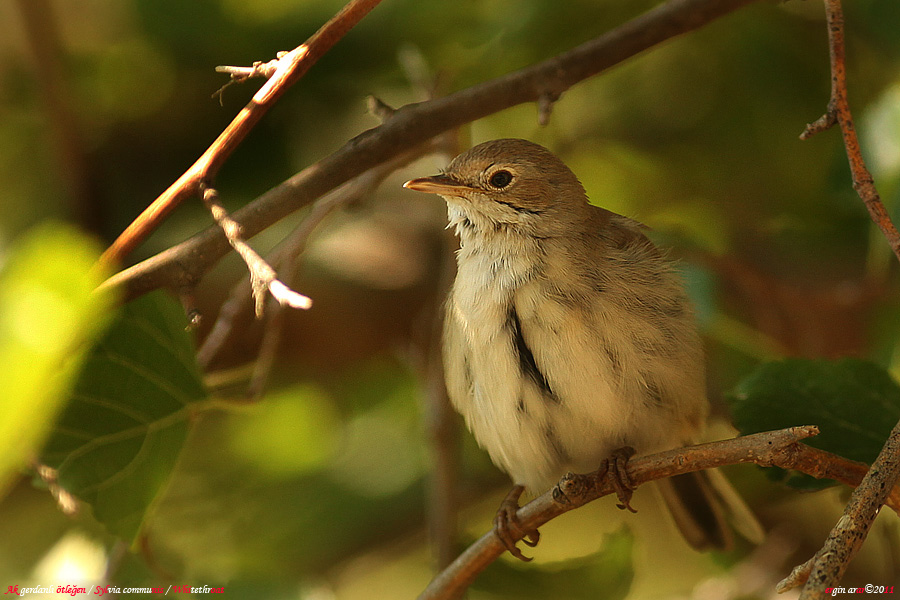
[403, 138, 761, 561]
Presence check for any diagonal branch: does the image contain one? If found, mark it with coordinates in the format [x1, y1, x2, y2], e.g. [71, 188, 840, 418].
[419, 426, 900, 600]
[249, 140, 447, 396]
[99, 0, 384, 267]
[792, 1, 900, 597]
[800, 0, 900, 263]
[199, 182, 311, 315]
[99, 0, 763, 301]
[780, 422, 900, 598]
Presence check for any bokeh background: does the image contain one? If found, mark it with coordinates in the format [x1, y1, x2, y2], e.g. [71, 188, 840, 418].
[1, 0, 899, 598]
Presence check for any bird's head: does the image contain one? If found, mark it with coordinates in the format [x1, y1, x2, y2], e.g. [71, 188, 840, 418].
[404, 138, 590, 237]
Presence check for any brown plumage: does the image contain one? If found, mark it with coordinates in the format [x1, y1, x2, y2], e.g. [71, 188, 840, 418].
[405, 138, 761, 557]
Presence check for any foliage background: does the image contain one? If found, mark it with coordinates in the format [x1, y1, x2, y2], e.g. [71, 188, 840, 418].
[1, 0, 900, 597]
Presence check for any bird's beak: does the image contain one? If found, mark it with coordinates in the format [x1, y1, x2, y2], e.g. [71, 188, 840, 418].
[403, 174, 469, 196]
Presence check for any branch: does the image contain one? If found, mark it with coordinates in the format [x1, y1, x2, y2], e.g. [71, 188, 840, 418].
[779, 422, 900, 597]
[98, 0, 384, 267]
[791, 1, 900, 597]
[199, 65, 449, 382]
[199, 182, 311, 315]
[419, 427, 900, 600]
[99, 0, 763, 301]
[799, 0, 900, 263]
[244, 140, 447, 396]
[785, 423, 900, 597]
[196, 135, 449, 370]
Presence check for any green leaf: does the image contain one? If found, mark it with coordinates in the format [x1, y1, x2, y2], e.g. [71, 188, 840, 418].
[0, 223, 114, 497]
[728, 358, 900, 489]
[40, 290, 206, 542]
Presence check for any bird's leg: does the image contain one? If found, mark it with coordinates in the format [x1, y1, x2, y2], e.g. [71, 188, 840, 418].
[607, 446, 637, 512]
[493, 484, 540, 562]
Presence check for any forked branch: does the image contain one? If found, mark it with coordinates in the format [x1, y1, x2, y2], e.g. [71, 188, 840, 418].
[199, 182, 311, 315]
[99, 0, 384, 268]
[799, 0, 900, 263]
[99, 0, 763, 301]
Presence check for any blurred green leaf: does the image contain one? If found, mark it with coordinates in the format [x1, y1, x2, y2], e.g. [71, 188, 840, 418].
[474, 526, 634, 600]
[40, 290, 206, 543]
[0, 223, 113, 497]
[728, 358, 900, 489]
[229, 384, 341, 478]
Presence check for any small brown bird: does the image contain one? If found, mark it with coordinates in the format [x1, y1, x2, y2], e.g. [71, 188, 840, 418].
[404, 139, 760, 560]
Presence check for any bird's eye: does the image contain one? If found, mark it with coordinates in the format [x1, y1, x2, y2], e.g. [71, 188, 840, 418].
[488, 170, 513, 189]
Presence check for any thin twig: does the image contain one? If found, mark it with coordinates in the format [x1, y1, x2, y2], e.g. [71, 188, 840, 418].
[197, 139, 446, 373]
[199, 182, 311, 316]
[243, 195, 337, 398]
[244, 163, 392, 397]
[406, 147, 462, 569]
[212, 55, 285, 103]
[800, 0, 900, 263]
[215, 61, 278, 81]
[419, 426, 900, 600]
[99, 0, 763, 301]
[216, 54, 284, 81]
[99, 0, 384, 267]
[422, 245, 460, 572]
[792, 1, 900, 597]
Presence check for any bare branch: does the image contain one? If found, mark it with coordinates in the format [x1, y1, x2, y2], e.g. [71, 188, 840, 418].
[419, 426, 900, 600]
[99, 0, 384, 267]
[800, 0, 900, 263]
[790, 422, 900, 599]
[197, 138, 447, 372]
[200, 182, 311, 316]
[792, 1, 900, 597]
[212, 55, 285, 103]
[99, 0, 763, 302]
[200, 53, 448, 376]
[216, 55, 283, 82]
[248, 141, 446, 397]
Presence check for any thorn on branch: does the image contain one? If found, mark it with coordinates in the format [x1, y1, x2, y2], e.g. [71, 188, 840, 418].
[268, 279, 313, 310]
[799, 105, 838, 140]
[776, 556, 813, 593]
[537, 92, 558, 127]
[177, 289, 202, 331]
[200, 182, 312, 318]
[216, 54, 283, 82]
[212, 56, 284, 104]
[367, 95, 396, 122]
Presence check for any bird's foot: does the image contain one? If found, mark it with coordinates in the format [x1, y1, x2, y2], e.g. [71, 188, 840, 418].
[493, 484, 540, 562]
[604, 446, 637, 513]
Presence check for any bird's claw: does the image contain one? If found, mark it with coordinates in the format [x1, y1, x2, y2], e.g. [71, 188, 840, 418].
[493, 485, 540, 561]
[607, 446, 637, 512]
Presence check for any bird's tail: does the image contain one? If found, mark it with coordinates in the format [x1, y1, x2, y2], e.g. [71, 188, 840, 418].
[656, 468, 764, 551]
